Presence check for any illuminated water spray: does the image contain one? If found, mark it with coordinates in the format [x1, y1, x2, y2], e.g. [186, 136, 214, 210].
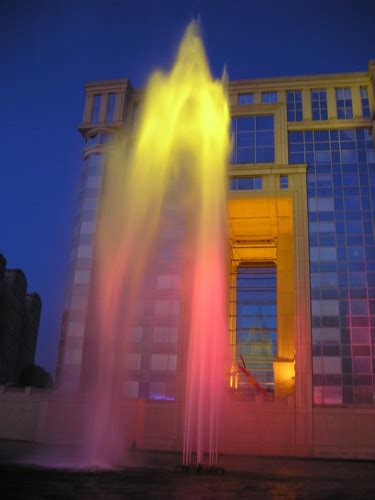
[89, 21, 230, 466]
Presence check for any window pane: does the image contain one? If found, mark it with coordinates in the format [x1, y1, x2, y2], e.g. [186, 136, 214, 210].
[262, 91, 277, 104]
[106, 93, 116, 122]
[237, 116, 255, 131]
[311, 89, 327, 121]
[256, 115, 274, 130]
[238, 93, 254, 105]
[336, 88, 352, 120]
[360, 87, 370, 118]
[286, 91, 303, 122]
[288, 125, 375, 406]
[231, 115, 274, 165]
[280, 175, 288, 189]
[91, 94, 101, 123]
[238, 177, 254, 190]
[230, 176, 262, 190]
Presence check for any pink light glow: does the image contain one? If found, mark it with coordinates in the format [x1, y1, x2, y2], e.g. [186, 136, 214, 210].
[183, 242, 229, 465]
[76, 22, 230, 467]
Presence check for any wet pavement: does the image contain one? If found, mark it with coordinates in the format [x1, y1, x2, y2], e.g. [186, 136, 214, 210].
[1, 441, 375, 499]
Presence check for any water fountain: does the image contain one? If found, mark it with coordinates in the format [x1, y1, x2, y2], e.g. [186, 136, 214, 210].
[84, 21, 231, 466]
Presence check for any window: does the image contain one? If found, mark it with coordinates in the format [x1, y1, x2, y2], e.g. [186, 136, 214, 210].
[80, 221, 96, 234]
[288, 127, 375, 405]
[336, 88, 353, 119]
[73, 270, 91, 284]
[82, 198, 98, 211]
[231, 115, 274, 164]
[156, 274, 180, 289]
[106, 93, 116, 122]
[310, 247, 337, 262]
[153, 326, 178, 344]
[123, 381, 139, 398]
[262, 91, 277, 104]
[91, 94, 101, 123]
[77, 245, 93, 259]
[67, 322, 85, 338]
[360, 87, 371, 118]
[235, 265, 277, 393]
[287, 90, 303, 121]
[230, 176, 262, 190]
[70, 295, 88, 309]
[309, 221, 335, 233]
[86, 176, 101, 189]
[311, 89, 328, 120]
[311, 299, 339, 316]
[280, 175, 288, 189]
[64, 349, 81, 365]
[125, 353, 141, 371]
[238, 93, 254, 105]
[154, 300, 180, 316]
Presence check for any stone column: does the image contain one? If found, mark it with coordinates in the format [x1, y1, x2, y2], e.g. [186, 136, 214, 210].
[326, 87, 337, 120]
[351, 85, 362, 119]
[302, 89, 312, 121]
[368, 60, 375, 143]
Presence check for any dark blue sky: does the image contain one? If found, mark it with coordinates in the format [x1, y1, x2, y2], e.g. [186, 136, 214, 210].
[1, 0, 374, 375]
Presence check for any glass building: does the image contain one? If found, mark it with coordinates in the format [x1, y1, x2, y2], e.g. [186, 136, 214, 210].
[56, 63, 375, 454]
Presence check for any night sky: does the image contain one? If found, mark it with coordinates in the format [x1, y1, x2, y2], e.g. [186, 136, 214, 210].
[1, 0, 374, 376]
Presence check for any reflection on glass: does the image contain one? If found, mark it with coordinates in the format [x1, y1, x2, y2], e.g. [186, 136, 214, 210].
[360, 87, 371, 118]
[288, 126, 375, 405]
[238, 93, 254, 105]
[236, 265, 277, 393]
[336, 88, 353, 119]
[286, 90, 303, 122]
[311, 89, 328, 121]
[231, 115, 274, 164]
[262, 91, 277, 104]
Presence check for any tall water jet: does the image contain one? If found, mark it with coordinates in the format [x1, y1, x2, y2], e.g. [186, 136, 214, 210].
[86, 21, 231, 466]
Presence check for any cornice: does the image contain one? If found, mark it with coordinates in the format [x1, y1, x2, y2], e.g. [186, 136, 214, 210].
[82, 64, 373, 96]
[228, 72, 369, 92]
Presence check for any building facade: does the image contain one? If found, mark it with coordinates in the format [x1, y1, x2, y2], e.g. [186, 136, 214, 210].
[0, 255, 42, 384]
[57, 62, 375, 418]
[16, 293, 42, 377]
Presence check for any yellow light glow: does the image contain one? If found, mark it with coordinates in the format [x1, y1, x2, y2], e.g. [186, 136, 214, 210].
[273, 359, 295, 397]
[94, 21, 231, 466]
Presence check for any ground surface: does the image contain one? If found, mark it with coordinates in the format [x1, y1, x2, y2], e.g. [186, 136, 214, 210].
[1, 441, 375, 499]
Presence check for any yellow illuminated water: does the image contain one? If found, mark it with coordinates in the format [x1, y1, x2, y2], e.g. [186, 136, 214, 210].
[88, 21, 231, 466]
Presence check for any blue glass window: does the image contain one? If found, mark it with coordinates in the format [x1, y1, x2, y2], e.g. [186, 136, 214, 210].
[360, 87, 371, 118]
[238, 93, 254, 105]
[230, 176, 262, 190]
[91, 94, 101, 124]
[288, 127, 375, 406]
[280, 175, 288, 189]
[262, 91, 277, 104]
[287, 90, 303, 122]
[311, 89, 328, 121]
[231, 115, 274, 164]
[106, 93, 116, 122]
[336, 88, 353, 119]
[236, 265, 277, 393]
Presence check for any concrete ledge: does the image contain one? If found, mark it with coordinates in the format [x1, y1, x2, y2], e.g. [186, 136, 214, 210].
[1, 390, 375, 460]
[313, 407, 375, 459]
